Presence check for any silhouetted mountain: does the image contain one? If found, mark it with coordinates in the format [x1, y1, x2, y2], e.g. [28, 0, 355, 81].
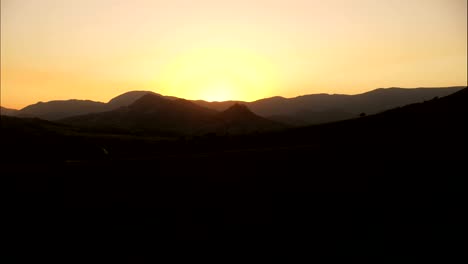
[129, 93, 216, 117]
[7, 88, 467, 249]
[7, 88, 465, 160]
[200, 103, 285, 134]
[61, 95, 283, 135]
[220, 103, 258, 119]
[60, 93, 220, 135]
[260, 87, 468, 161]
[12, 87, 463, 124]
[193, 100, 242, 112]
[106, 90, 159, 108]
[16, 100, 107, 120]
[194, 86, 465, 125]
[0, 106, 18, 116]
[13, 90, 161, 120]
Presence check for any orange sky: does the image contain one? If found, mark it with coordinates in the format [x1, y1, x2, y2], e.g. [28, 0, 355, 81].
[1, 0, 467, 109]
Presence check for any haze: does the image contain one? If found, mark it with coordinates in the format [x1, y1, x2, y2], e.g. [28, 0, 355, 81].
[1, 0, 467, 108]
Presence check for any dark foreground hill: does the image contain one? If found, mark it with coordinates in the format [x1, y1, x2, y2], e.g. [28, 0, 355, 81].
[6, 89, 467, 258]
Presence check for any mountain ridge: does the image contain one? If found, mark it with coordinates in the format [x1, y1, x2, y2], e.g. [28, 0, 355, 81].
[2, 86, 465, 125]
[60, 94, 276, 135]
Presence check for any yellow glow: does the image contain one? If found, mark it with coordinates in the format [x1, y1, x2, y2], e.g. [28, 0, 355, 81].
[159, 47, 280, 102]
[1, 0, 466, 109]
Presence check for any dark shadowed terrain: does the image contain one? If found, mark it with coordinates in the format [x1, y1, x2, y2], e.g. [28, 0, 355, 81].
[4, 88, 467, 259]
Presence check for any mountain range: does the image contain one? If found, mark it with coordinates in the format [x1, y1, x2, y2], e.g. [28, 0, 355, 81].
[3, 91, 160, 121]
[2, 87, 464, 126]
[60, 93, 283, 135]
[3, 87, 466, 162]
[5, 87, 467, 249]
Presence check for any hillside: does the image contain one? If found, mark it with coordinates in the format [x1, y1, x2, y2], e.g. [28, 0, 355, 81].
[263, 87, 468, 160]
[5, 88, 466, 160]
[6, 88, 466, 248]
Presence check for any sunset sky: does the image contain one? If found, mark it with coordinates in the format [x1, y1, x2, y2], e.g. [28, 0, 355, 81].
[1, 0, 467, 109]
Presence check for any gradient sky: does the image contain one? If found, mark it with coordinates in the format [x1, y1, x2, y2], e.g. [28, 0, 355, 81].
[1, 0, 467, 109]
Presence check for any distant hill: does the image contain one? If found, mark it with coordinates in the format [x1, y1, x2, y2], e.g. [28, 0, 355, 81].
[13, 91, 160, 121]
[17, 100, 107, 120]
[106, 91, 159, 109]
[6, 88, 466, 247]
[6, 88, 465, 159]
[7, 86, 465, 124]
[199, 103, 285, 134]
[0, 106, 18, 116]
[193, 100, 243, 112]
[260, 87, 468, 161]
[61, 94, 280, 135]
[194, 86, 465, 125]
[60, 94, 283, 135]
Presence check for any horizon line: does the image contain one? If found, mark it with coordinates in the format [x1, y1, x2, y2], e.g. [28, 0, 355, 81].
[2, 85, 466, 110]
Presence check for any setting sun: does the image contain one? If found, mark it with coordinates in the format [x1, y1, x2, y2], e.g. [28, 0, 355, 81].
[1, 0, 466, 108]
[159, 47, 280, 102]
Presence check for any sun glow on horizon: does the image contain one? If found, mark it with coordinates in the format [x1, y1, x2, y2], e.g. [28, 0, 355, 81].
[1, 0, 466, 108]
[158, 47, 281, 102]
